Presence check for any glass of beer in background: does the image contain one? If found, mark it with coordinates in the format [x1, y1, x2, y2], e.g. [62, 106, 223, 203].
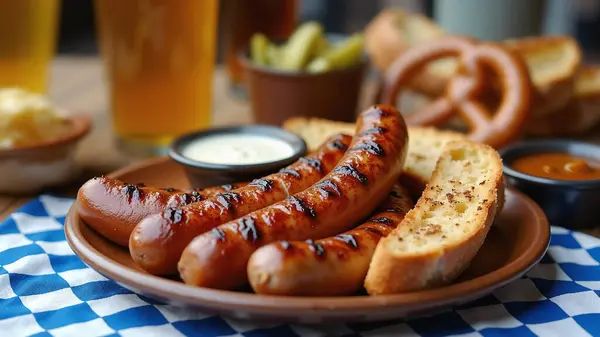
[0, 0, 60, 93]
[222, 0, 297, 98]
[95, 0, 219, 156]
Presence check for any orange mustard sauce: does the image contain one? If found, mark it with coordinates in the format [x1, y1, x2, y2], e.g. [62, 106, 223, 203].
[511, 152, 600, 181]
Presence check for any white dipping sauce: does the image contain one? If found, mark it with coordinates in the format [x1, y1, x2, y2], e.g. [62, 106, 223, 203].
[182, 133, 295, 165]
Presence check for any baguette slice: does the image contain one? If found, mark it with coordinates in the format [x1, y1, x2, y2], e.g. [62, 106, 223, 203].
[282, 117, 468, 195]
[528, 65, 600, 136]
[364, 141, 503, 295]
[506, 36, 582, 118]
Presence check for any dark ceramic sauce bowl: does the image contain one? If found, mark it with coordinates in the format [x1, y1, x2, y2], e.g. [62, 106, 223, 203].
[169, 125, 307, 188]
[500, 140, 600, 229]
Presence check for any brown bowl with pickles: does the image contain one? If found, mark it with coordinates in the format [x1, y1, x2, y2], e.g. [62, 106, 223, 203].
[500, 140, 600, 229]
[240, 22, 368, 126]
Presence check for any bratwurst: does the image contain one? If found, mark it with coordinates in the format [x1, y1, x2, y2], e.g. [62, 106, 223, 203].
[129, 134, 353, 275]
[77, 177, 243, 247]
[247, 183, 413, 296]
[178, 105, 409, 290]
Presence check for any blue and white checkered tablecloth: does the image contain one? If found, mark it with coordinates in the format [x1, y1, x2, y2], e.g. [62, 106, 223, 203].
[1, 195, 600, 337]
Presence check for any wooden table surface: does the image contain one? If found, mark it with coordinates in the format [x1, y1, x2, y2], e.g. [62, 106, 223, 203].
[1, 56, 599, 238]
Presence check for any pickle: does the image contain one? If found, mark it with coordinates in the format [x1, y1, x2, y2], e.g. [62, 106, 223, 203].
[313, 36, 330, 58]
[306, 34, 364, 73]
[266, 43, 281, 68]
[279, 21, 323, 71]
[250, 33, 269, 66]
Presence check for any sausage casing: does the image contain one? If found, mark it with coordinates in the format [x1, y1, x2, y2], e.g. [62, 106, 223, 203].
[76, 177, 243, 247]
[178, 104, 409, 290]
[247, 184, 413, 296]
[129, 134, 352, 275]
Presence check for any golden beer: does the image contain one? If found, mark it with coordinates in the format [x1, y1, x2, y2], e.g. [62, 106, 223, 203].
[0, 0, 60, 93]
[95, 0, 219, 153]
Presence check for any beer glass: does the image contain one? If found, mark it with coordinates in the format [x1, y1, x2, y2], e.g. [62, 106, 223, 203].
[0, 0, 60, 93]
[95, 0, 219, 155]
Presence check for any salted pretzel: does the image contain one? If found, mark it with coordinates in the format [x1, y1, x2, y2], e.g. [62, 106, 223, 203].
[382, 36, 532, 149]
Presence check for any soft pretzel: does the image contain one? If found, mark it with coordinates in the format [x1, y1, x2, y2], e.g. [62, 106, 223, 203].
[364, 9, 582, 121]
[382, 36, 532, 149]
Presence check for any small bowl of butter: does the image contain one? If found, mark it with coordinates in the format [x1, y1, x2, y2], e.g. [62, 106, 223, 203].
[169, 125, 307, 188]
[0, 88, 91, 194]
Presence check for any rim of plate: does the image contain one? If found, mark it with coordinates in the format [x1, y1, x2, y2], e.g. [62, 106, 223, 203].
[65, 187, 550, 312]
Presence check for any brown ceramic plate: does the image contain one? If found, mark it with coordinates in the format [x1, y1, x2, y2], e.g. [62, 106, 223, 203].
[65, 157, 550, 323]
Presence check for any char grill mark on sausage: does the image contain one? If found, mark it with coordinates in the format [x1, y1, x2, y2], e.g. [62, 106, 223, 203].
[220, 184, 237, 191]
[211, 228, 226, 242]
[279, 168, 301, 178]
[299, 157, 322, 173]
[389, 190, 402, 198]
[180, 193, 192, 205]
[306, 239, 325, 257]
[162, 187, 177, 192]
[363, 227, 385, 237]
[314, 179, 341, 199]
[180, 191, 205, 205]
[363, 106, 389, 118]
[370, 217, 394, 225]
[333, 165, 368, 184]
[335, 234, 359, 249]
[238, 217, 260, 243]
[191, 191, 204, 201]
[122, 184, 144, 202]
[350, 140, 385, 156]
[216, 192, 242, 212]
[360, 127, 387, 135]
[328, 137, 349, 151]
[288, 196, 317, 218]
[163, 207, 184, 224]
[248, 179, 274, 191]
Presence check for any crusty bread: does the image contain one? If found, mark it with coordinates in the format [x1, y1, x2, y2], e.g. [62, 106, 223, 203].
[364, 141, 503, 295]
[282, 117, 468, 196]
[528, 65, 600, 136]
[364, 8, 444, 73]
[364, 9, 582, 119]
[363, 8, 452, 97]
[506, 36, 582, 118]
[283, 117, 356, 151]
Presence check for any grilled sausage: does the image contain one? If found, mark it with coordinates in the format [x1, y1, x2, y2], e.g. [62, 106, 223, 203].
[178, 104, 409, 290]
[247, 184, 413, 296]
[129, 134, 353, 275]
[77, 178, 243, 247]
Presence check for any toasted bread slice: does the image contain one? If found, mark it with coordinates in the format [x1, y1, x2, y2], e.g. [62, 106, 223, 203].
[528, 65, 600, 136]
[364, 141, 503, 295]
[283, 117, 356, 151]
[506, 36, 582, 118]
[283, 117, 468, 196]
